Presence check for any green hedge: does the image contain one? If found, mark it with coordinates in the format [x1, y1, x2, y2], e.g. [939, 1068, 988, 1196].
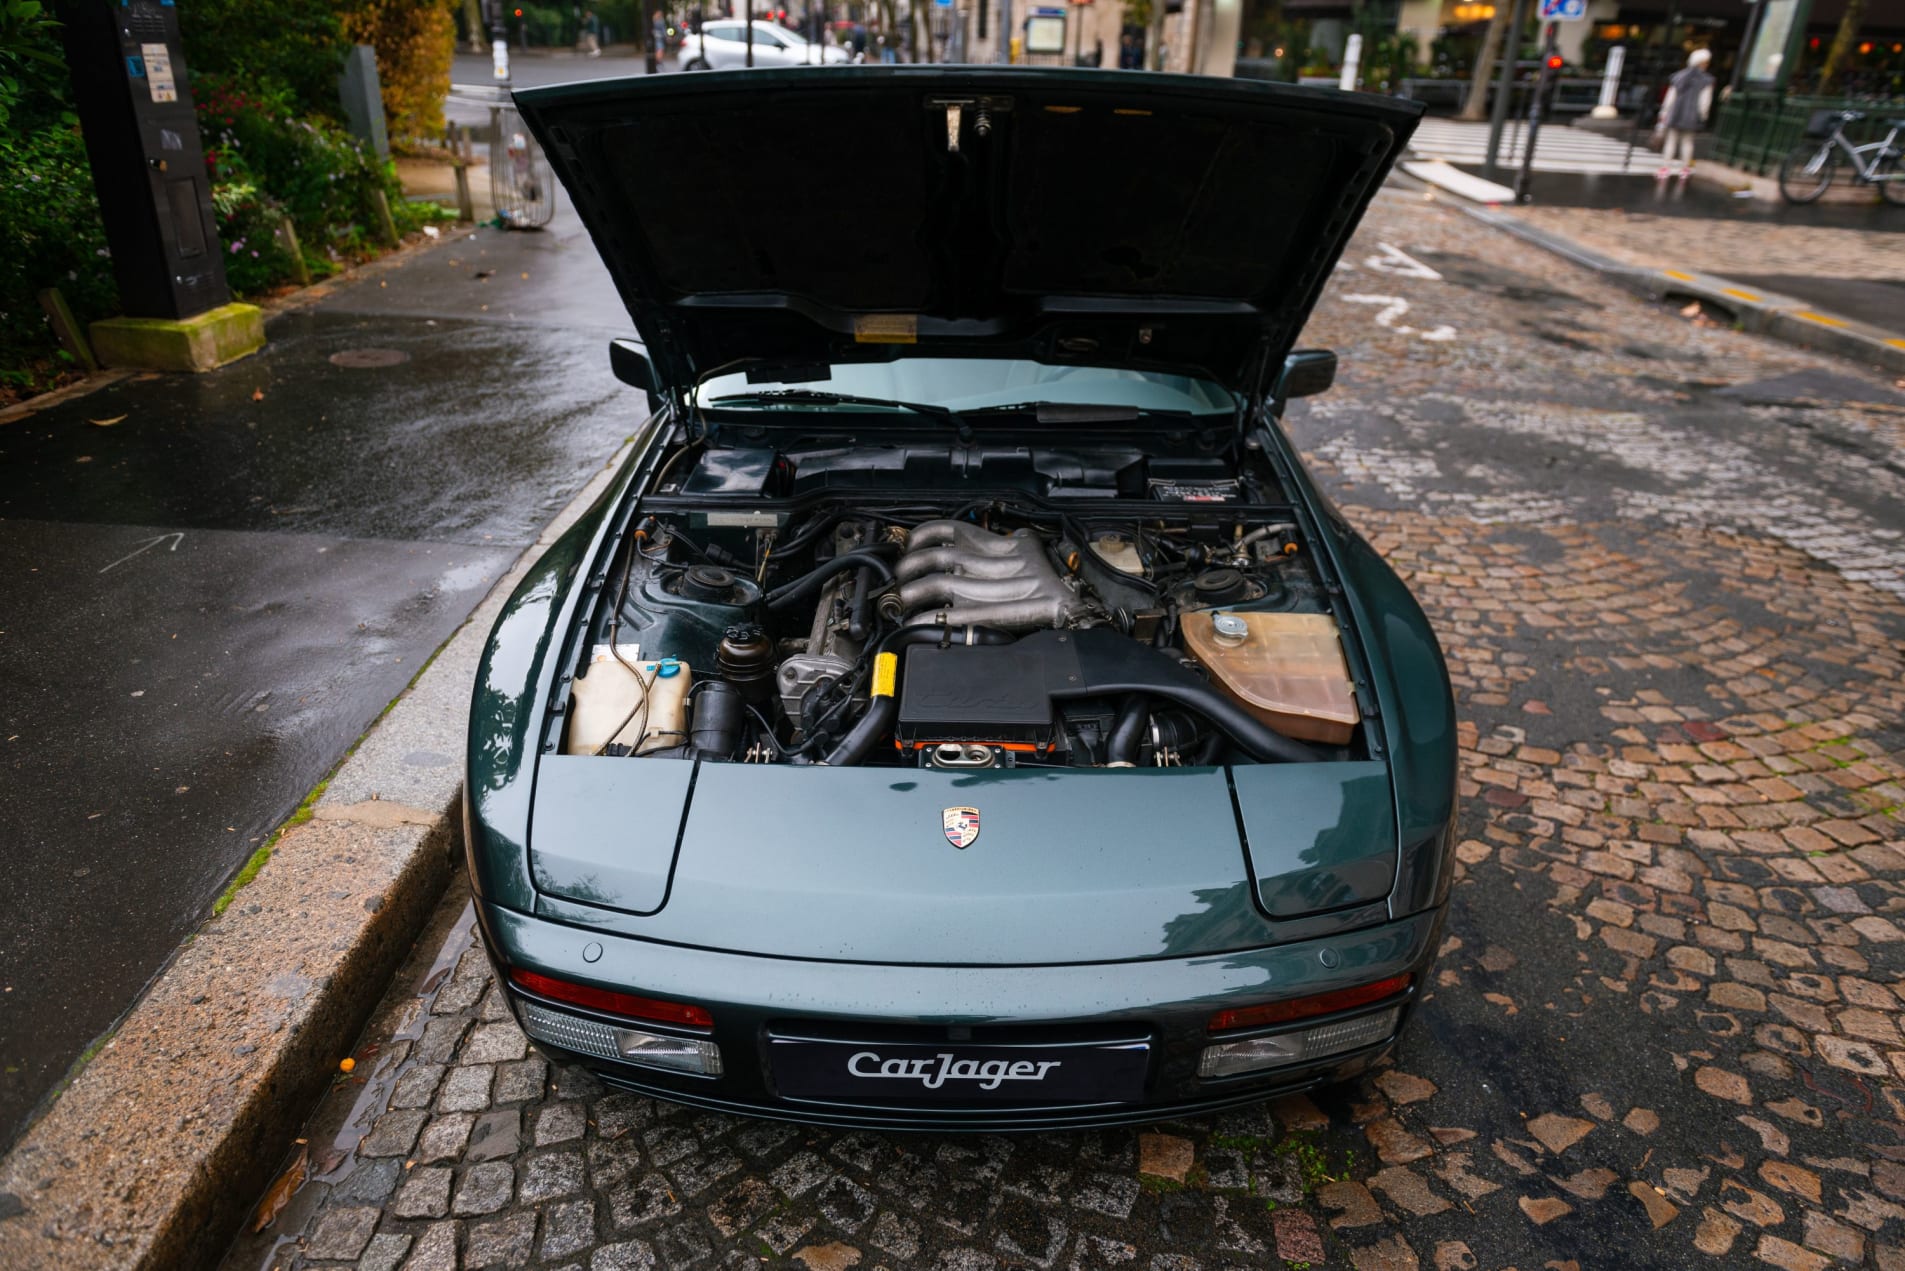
[0, 121, 116, 395]
[1, 6, 450, 397]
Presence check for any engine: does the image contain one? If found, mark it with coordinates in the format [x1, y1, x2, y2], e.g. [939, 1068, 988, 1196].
[562, 497, 1361, 770]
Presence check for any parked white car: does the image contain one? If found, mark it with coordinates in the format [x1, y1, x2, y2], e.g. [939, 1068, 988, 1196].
[681, 20, 852, 69]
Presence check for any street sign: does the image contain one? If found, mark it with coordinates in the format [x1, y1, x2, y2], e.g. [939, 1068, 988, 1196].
[1537, 0, 1587, 19]
[1024, 13, 1066, 52]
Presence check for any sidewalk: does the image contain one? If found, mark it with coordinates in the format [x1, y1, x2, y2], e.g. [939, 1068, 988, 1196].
[1511, 200, 1905, 337]
[1398, 168, 1905, 371]
[0, 183, 638, 1265]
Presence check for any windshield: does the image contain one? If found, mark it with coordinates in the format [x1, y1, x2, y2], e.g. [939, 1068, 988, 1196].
[696, 359, 1236, 416]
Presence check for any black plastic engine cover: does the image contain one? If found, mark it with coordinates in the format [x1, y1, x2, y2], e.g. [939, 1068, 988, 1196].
[897, 643, 1063, 747]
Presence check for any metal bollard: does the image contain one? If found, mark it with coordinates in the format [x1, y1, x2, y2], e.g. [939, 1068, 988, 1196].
[1591, 46, 1623, 120]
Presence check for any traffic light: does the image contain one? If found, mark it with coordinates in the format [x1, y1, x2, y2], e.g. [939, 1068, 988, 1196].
[1545, 54, 1564, 69]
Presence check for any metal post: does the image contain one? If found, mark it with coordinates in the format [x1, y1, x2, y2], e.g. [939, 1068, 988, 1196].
[1591, 44, 1623, 117]
[1514, 24, 1560, 203]
[746, 0, 755, 65]
[998, 0, 1012, 60]
[1482, 0, 1531, 181]
[1339, 32, 1363, 90]
[1729, 0, 1763, 96]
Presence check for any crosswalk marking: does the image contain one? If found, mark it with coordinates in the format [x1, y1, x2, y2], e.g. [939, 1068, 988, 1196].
[1408, 118, 1655, 175]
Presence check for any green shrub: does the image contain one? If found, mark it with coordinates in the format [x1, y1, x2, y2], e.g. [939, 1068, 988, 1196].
[175, 0, 345, 118]
[210, 180, 296, 296]
[196, 76, 392, 266]
[0, 120, 115, 393]
[1, 0, 68, 131]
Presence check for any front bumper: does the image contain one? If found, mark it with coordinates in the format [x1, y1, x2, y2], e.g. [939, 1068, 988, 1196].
[478, 901, 1444, 1131]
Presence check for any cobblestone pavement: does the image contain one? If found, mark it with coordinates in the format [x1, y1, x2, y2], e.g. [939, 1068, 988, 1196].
[1510, 204, 1905, 281]
[225, 188, 1905, 1271]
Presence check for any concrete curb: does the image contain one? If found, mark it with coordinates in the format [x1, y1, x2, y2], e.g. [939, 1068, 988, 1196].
[0, 436, 638, 1270]
[1450, 199, 1905, 376]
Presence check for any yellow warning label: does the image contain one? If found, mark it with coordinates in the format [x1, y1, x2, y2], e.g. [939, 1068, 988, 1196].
[854, 314, 918, 345]
[871, 652, 899, 698]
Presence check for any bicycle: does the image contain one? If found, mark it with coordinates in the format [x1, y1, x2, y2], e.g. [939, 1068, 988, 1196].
[1777, 109, 1905, 205]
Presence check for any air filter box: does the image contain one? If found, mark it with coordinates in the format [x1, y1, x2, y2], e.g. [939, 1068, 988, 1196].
[897, 643, 1063, 749]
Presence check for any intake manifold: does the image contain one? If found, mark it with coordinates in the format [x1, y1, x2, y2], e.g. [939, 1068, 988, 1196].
[891, 520, 1089, 631]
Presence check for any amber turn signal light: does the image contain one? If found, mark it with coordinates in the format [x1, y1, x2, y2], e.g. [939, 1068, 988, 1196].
[1207, 974, 1411, 1033]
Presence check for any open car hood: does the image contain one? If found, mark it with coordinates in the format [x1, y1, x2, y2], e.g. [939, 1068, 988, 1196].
[514, 67, 1422, 400]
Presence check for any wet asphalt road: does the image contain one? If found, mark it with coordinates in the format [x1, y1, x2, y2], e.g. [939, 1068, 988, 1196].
[0, 210, 635, 1148]
[234, 189, 1905, 1270]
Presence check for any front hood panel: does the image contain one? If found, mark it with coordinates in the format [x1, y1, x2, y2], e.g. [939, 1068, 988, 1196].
[527, 760, 1400, 964]
[515, 68, 1421, 396]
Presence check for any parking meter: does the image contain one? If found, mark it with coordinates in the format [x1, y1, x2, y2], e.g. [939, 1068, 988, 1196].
[57, 0, 230, 320]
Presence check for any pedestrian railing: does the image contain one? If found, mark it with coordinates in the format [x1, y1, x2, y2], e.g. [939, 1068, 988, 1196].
[1714, 90, 1905, 176]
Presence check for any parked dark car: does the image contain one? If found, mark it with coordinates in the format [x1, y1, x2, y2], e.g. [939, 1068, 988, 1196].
[465, 67, 1456, 1129]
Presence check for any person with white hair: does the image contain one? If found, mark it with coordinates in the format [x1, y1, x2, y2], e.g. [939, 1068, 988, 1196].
[1655, 48, 1716, 179]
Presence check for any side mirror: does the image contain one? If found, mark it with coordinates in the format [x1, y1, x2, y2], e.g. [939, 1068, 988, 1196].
[1276, 349, 1337, 404]
[610, 338, 657, 392]
[610, 338, 663, 415]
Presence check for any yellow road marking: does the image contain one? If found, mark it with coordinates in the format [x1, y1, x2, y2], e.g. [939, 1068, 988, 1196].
[1886, 338, 1905, 350]
[1662, 270, 1696, 282]
[1795, 310, 1848, 327]
[1721, 287, 1762, 302]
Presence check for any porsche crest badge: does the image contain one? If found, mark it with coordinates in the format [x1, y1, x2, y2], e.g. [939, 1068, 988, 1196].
[942, 806, 981, 849]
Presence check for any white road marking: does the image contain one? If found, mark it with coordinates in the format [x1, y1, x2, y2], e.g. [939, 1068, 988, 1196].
[99, 532, 185, 575]
[1365, 242, 1443, 280]
[1342, 294, 1457, 342]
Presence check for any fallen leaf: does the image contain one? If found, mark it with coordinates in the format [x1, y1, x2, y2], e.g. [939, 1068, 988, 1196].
[250, 388, 265, 401]
[252, 1143, 307, 1231]
[88, 414, 127, 427]
[1679, 301, 1702, 317]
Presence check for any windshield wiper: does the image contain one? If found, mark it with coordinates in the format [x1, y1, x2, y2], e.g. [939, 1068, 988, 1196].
[962, 401, 1163, 423]
[700, 389, 960, 427]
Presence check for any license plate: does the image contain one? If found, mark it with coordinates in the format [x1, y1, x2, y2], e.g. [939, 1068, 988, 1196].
[769, 1036, 1150, 1105]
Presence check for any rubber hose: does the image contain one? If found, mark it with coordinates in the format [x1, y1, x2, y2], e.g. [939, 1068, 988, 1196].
[821, 625, 1016, 767]
[881, 623, 1015, 651]
[1060, 631, 1323, 764]
[822, 694, 897, 766]
[1107, 696, 1149, 766]
[847, 566, 872, 642]
[765, 550, 896, 611]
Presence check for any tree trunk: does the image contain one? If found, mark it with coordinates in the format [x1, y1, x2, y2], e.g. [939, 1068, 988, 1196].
[1816, 0, 1865, 93]
[878, 0, 899, 59]
[914, 0, 932, 61]
[1459, 8, 1508, 120]
[463, 0, 485, 52]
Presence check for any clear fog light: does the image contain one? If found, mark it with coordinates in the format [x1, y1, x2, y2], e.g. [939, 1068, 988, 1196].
[614, 1026, 724, 1076]
[520, 1001, 722, 1076]
[1198, 1006, 1399, 1079]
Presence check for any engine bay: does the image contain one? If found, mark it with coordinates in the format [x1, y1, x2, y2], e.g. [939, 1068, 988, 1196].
[556, 439, 1366, 771]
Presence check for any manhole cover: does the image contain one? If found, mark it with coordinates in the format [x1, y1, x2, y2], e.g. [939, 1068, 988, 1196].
[328, 348, 410, 369]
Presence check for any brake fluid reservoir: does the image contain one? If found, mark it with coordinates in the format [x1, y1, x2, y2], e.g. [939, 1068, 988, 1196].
[1180, 611, 1359, 746]
[566, 649, 692, 755]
